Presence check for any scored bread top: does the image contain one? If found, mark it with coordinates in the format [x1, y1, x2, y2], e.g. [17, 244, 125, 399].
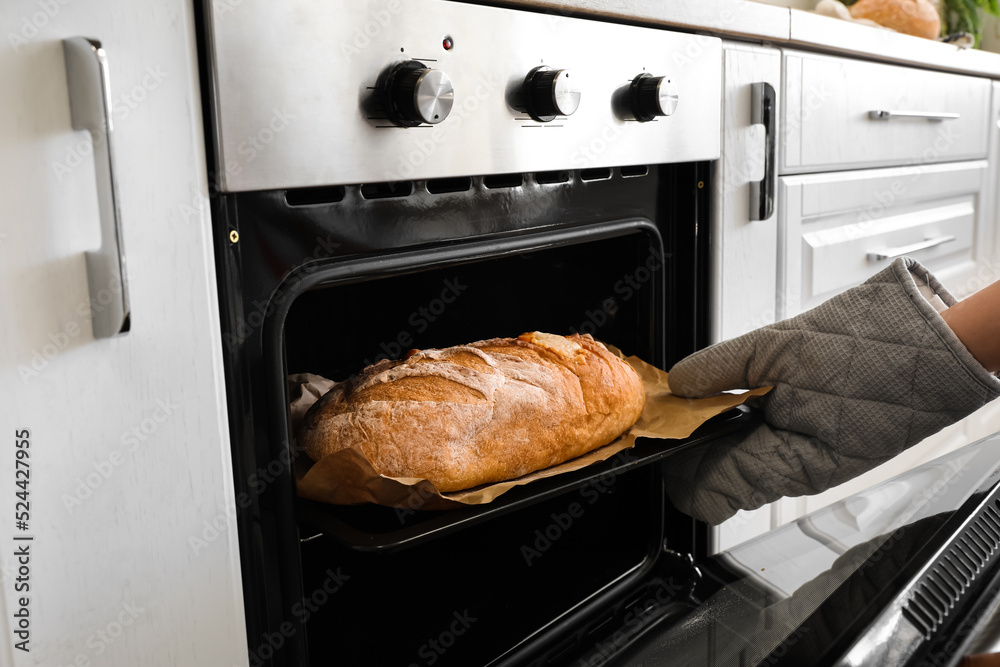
[298, 332, 646, 492]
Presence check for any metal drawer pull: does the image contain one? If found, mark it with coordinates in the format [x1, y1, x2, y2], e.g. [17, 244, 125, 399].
[63, 37, 131, 338]
[869, 110, 961, 121]
[867, 235, 956, 261]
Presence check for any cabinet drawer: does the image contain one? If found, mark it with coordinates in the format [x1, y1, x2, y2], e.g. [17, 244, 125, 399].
[805, 200, 974, 299]
[782, 51, 991, 174]
[779, 161, 989, 317]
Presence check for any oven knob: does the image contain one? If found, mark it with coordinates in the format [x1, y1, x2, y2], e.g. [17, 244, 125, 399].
[380, 60, 454, 127]
[629, 74, 679, 122]
[522, 66, 580, 122]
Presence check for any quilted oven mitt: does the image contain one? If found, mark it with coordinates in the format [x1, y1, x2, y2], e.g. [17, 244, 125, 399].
[666, 257, 1000, 525]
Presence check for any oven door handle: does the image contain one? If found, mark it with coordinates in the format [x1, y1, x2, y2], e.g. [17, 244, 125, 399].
[63, 37, 131, 338]
[749, 82, 776, 222]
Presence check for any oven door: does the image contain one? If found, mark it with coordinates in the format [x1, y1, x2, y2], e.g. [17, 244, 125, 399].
[581, 432, 1000, 667]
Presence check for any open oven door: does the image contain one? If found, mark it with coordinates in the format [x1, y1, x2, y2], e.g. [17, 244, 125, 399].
[576, 431, 1000, 667]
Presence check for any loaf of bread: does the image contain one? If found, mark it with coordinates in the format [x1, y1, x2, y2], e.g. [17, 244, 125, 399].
[298, 332, 646, 492]
[849, 0, 940, 39]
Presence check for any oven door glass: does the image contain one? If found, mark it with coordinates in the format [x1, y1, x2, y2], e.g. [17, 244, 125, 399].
[597, 433, 1000, 667]
[283, 224, 669, 666]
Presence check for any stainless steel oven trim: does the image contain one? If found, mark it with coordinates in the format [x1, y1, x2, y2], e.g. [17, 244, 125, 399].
[203, 0, 722, 191]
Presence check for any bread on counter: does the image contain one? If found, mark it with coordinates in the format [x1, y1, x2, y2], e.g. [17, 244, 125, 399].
[849, 0, 941, 39]
[298, 332, 646, 492]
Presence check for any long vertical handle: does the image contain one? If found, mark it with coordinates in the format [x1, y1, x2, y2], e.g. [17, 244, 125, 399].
[63, 37, 131, 338]
[749, 82, 776, 222]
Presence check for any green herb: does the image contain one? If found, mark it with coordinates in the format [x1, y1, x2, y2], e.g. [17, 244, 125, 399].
[943, 0, 1000, 45]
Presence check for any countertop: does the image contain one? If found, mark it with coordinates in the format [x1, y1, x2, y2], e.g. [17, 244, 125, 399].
[482, 0, 1000, 77]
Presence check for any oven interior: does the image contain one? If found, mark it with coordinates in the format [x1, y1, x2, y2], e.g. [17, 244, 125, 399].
[282, 224, 664, 666]
[282, 231, 663, 381]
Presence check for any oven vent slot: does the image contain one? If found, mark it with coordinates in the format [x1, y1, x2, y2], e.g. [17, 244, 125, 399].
[902, 504, 1000, 639]
[426, 176, 473, 194]
[621, 165, 649, 178]
[580, 168, 613, 182]
[284, 185, 346, 206]
[483, 173, 524, 189]
[535, 170, 571, 185]
[360, 181, 414, 200]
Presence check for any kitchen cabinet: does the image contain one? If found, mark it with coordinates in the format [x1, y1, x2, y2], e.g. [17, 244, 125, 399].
[714, 46, 1000, 553]
[773, 51, 1000, 527]
[0, 1, 247, 665]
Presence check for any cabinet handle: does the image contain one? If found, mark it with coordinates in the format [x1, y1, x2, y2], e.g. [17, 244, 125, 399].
[63, 37, 131, 338]
[868, 110, 961, 121]
[749, 82, 776, 222]
[867, 235, 956, 262]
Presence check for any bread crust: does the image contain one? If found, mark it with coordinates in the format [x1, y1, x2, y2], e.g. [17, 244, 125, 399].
[849, 0, 940, 39]
[298, 333, 646, 492]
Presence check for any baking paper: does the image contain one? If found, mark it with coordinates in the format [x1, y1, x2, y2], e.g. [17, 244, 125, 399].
[290, 350, 770, 510]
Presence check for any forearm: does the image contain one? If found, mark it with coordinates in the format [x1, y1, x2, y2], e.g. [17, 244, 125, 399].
[941, 280, 1000, 373]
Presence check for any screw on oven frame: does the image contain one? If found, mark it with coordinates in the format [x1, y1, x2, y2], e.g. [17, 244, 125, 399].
[229, 230, 239, 244]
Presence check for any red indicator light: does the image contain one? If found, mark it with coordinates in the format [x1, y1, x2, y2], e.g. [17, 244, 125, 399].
[442, 36, 454, 51]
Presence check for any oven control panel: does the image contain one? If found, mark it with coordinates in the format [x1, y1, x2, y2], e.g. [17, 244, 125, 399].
[206, 0, 722, 192]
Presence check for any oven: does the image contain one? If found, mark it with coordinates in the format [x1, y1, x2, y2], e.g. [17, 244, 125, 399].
[197, 1, 1000, 666]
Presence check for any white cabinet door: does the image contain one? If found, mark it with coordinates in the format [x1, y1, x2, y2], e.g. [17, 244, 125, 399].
[0, 2, 247, 666]
[709, 42, 781, 554]
[709, 42, 781, 343]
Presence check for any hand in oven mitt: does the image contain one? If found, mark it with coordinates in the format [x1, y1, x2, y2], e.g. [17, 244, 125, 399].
[665, 257, 1000, 525]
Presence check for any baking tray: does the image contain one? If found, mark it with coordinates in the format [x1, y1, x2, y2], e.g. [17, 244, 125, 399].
[295, 405, 758, 553]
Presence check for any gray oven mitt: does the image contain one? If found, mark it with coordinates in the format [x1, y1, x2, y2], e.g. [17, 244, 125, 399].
[665, 257, 1000, 525]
